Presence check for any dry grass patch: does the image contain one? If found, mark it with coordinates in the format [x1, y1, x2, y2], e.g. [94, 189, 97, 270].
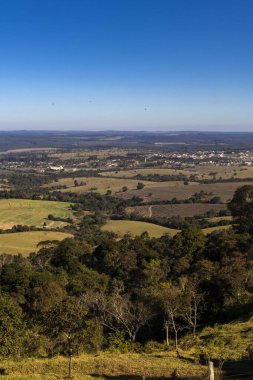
[101, 168, 194, 178]
[191, 165, 253, 180]
[48, 177, 186, 195]
[120, 181, 253, 202]
[126, 204, 227, 218]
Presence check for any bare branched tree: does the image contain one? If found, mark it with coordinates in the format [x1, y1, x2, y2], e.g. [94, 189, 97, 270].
[80, 283, 153, 342]
[180, 279, 203, 338]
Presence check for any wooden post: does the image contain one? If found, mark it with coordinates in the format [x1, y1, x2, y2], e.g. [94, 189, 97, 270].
[208, 360, 214, 380]
[68, 348, 73, 379]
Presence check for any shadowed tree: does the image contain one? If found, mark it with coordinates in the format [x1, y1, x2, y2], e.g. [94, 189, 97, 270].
[0, 292, 25, 356]
[228, 185, 253, 233]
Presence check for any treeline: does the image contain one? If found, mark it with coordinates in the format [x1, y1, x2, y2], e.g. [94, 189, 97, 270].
[114, 212, 231, 230]
[0, 189, 142, 214]
[103, 172, 253, 184]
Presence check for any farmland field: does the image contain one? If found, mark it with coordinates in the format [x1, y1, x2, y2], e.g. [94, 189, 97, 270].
[101, 167, 194, 177]
[0, 231, 72, 255]
[48, 177, 187, 195]
[126, 203, 227, 218]
[191, 165, 253, 180]
[48, 176, 253, 202]
[102, 165, 253, 180]
[102, 220, 179, 237]
[0, 199, 74, 229]
[120, 181, 253, 202]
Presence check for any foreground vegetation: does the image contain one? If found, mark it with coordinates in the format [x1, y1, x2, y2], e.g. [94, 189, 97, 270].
[1, 317, 253, 379]
[0, 186, 253, 363]
[0, 351, 207, 380]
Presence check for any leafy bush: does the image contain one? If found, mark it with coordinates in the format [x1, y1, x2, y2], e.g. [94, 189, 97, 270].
[107, 332, 141, 353]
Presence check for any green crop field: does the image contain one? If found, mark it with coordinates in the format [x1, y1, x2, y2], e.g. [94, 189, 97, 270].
[102, 220, 179, 237]
[0, 199, 74, 229]
[0, 231, 72, 256]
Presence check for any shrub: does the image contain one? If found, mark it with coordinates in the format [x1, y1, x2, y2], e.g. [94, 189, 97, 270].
[107, 331, 141, 353]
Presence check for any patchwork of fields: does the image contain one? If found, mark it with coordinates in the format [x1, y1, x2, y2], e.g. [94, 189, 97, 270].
[47, 175, 253, 203]
[0, 163, 248, 255]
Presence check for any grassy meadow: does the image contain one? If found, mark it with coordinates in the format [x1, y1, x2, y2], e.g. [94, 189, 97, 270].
[2, 316, 253, 380]
[48, 177, 185, 195]
[102, 220, 179, 237]
[0, 351, 207, 380]
[0, 231, 72, 256]
[0, 199, 74, 229]
[102, 220, 231, 238]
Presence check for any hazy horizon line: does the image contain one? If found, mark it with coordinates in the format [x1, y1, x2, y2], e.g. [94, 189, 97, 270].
[0, 128, 252, 134]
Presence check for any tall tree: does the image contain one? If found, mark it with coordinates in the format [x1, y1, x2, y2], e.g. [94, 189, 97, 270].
[228, 185, 253, 233]
[0, 292, 25, 356]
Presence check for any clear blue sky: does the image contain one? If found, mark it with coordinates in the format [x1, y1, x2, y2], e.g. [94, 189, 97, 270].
[0, 0, 253, 131]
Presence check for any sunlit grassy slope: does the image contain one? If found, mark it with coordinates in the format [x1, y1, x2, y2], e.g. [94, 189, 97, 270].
[102, 220, 179, 237]
[0, 199, 73, 229]
[1, 351, 207, 380]
[0, 231, 72, 256]
[102, 220, 231, 238]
